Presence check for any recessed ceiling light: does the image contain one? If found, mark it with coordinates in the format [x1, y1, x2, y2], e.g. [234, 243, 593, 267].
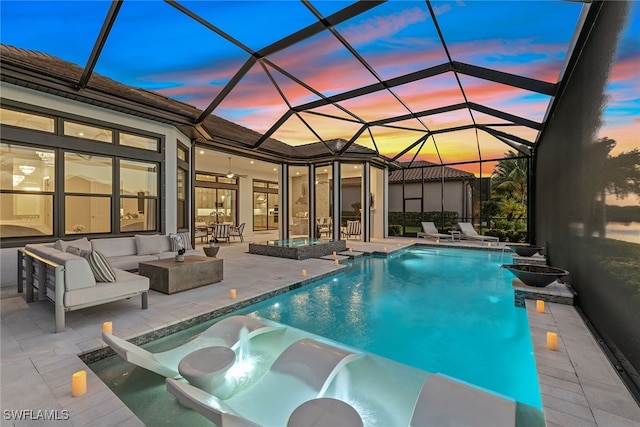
[199, 150, 204, 154]
[250, 160, 254, 164]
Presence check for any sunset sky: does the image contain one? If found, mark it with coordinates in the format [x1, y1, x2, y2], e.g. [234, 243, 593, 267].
[1, 1, 638, 176]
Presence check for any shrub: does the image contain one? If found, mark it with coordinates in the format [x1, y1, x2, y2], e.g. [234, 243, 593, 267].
[388, 224, 403, 236]
[388, 211, 458, 234]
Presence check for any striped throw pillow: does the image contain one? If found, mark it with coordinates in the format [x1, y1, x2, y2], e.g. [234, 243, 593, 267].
[84, 250, 117, 283]
[169, 232, 192, 251]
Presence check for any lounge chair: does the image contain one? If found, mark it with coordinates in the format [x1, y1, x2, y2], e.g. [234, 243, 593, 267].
[457, 222, 499, 243]
[317, 217, 332, 237]
[166, 337, 363, 426]
[229, 223, 245, 242]
[212, 223, 231, 245]
[341, 220, 361, 239]
[194, 221, 210, 243]
[410, 374, 515, 427]
[416, 222, 452, 240]
[102, 315, 281, 378]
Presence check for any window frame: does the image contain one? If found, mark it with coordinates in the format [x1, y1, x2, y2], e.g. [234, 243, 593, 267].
[0, 100, 165, 248]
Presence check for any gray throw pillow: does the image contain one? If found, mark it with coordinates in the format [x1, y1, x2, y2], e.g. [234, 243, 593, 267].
[54, 237, 91, 252]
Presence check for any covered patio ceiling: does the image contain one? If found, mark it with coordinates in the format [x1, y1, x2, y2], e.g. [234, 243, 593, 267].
[0, 0, 595, 174]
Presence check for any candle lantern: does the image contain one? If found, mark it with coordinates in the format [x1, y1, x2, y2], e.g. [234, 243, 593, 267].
[546, 332, 558, 350]
[72, 370, 87, 397]
[102, 321, 112, 334]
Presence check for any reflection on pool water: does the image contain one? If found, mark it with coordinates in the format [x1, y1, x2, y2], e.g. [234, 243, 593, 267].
[91, 246, 542, 425]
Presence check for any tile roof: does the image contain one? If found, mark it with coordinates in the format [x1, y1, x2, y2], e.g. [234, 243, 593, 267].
[389, 161, 475, 182]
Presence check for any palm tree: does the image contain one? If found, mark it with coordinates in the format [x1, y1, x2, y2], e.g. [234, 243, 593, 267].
[490, 151, 528, 221]
[492, 151, 528, 205]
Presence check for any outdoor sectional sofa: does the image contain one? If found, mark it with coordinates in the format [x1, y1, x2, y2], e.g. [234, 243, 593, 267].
[20, 234, 201, 332]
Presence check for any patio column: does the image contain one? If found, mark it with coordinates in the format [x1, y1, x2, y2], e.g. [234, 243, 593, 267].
[279, 164, 289, 240]
[308, 166, 316, 238]
[332, 160, 341, 241]
[362, 161, 370, 242]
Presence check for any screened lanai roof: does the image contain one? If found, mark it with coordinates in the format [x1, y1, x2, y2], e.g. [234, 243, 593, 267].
[0, 0, 593, 174]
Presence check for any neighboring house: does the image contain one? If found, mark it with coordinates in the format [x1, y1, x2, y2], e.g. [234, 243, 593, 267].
[388, 161, 476, 221]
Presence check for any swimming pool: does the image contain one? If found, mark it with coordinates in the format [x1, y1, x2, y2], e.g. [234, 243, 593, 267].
[237, 246, 541, 408]
[91, 246, 541, 425]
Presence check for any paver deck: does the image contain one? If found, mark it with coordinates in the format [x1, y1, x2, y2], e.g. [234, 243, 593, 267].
[2, 234, 638, 426]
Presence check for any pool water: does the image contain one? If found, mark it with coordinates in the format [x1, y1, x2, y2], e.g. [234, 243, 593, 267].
[237, 247, 541, 409]
[90, 246, 542, 425]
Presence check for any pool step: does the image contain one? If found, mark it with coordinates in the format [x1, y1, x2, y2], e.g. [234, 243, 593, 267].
[319, 254, 350, 263]
[339, 250, 364, 259]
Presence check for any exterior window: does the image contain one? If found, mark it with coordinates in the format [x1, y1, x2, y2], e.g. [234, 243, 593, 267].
[120, 132, 159, 151]
[195, 187, 236, 225]
[64, 121, 113, 143]
[120, 159, 158, 232]
[64, 152, 113, 234]
[253, 179, 278, 231]
[195, 171, 238, 226]
[0, 108, 54, 133]
[177, 167, 187, 230]
[217, 176, 237, 185]
[290, 166, 309, 237]
[1, 107, 165, 245]
[177, 146, 187, 161]
[196, 173, 216, 183]
[0, 143, 55, 237]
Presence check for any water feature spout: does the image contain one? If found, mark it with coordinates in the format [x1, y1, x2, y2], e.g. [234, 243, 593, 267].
[237, 326, 249, 364]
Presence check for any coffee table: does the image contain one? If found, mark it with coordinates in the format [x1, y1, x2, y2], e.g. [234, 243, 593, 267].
[138, 256, 223, 294]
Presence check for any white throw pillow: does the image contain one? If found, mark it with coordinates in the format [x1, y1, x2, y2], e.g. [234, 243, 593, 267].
[135, 234, 164, 255]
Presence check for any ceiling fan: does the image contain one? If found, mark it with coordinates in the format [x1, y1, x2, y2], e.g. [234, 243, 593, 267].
[225, 157, 248, 179]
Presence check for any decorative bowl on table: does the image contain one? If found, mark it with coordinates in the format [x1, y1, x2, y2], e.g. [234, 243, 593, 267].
[502, 264, 569, 287]
[203, 246, 220, 258]
[507, 245, 544, 257]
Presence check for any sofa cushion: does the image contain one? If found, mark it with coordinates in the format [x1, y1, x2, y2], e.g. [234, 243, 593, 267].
[108, 254, 158, 271]
[158, 235, 172, 253]
[84, 251, 117, 282]
[53, 237, 92, 252]
[91, 237, 137, 258]
[64, 269, 149, 308]
[46, 252, 97, 291]
[135, 234, 169, 255]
